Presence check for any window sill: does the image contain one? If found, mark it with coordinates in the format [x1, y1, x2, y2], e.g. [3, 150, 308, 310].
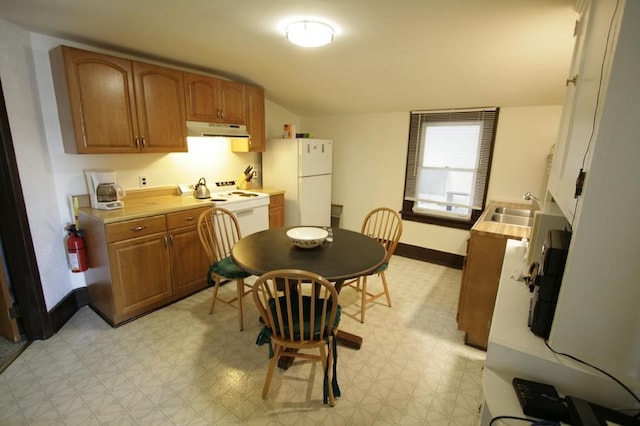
[401, 201, 482, 230]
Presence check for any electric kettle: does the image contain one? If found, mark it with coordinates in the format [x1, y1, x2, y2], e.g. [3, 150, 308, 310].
[193, 177, 211, 199]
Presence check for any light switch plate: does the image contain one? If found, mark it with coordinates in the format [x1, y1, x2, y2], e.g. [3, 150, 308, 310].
[178, 184, 195, 195]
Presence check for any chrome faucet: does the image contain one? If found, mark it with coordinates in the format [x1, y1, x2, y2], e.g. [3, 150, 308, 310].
[523, 192, 539, 201]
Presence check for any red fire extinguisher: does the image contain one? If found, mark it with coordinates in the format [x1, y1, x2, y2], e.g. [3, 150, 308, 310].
[66, 224, 88, 272]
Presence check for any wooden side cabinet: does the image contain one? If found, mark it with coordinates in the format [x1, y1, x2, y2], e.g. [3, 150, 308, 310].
[457, 231, 509, 349]
[50, 45, 187, 154]
[268, 194, 285, 228]
[81, 207, 210, 326]
[235, 84, 265, 152]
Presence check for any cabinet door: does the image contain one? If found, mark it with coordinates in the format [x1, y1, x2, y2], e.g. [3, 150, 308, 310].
[108, 232, 172, 323]
[269, 194, 285, 228]
[547, 2, 618, 221]
[219, 80, 246, 125]
[244, 85, 265, 152]
[184, 72, 220, 122]
[133, 62, 187, 152]
[169, 226, 210, 298]
[457, 234, 507, 349]
[51, 46, 139, 153]
[166, 208, 210, 298]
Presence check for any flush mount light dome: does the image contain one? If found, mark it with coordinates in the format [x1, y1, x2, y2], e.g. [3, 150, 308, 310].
[286, 20, 335, 47]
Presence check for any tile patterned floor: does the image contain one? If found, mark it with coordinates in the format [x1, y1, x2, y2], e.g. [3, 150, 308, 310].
[0, 256, 485, 425]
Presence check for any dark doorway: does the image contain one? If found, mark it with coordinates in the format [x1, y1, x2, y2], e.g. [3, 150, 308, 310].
[0, 78, 52, 340]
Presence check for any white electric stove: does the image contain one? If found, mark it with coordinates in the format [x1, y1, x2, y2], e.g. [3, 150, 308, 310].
[207, 184, 270, 236]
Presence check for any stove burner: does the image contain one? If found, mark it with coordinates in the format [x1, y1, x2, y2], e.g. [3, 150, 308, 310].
[210, 198, 228, 202]
[231, 191, 258, 197]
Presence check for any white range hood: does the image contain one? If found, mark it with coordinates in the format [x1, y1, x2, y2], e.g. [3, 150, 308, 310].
[186, 121, 250, 138]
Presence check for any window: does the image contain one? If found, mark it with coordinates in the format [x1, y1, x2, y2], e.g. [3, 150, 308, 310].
[402, 108, 499, 229]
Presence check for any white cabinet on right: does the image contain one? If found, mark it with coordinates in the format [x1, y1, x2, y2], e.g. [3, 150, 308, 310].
[540, 0, 640, 400]
[547, 0, 619, 222]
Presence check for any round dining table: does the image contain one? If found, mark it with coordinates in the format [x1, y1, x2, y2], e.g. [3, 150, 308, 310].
[231, 226, 386, 351]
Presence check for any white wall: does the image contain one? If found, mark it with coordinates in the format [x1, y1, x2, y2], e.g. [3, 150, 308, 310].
[302, 106, 561, 255]
[0, 20, 72, 309]
[264, 99, 300, 140]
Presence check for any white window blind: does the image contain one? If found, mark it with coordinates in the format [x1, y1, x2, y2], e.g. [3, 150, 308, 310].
[404, 108, 498, 221]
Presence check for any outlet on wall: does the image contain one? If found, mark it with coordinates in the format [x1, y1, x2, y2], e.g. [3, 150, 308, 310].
[139, 176, 148, 187]
[252, 170, 258, 179]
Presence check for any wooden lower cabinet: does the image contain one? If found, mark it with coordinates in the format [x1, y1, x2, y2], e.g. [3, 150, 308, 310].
[166, 209, 211, 298]
[108, 231, 172, 322]
[268, 193, 285, 228]
[457, 231, 509, 349]
[82, 207, 210, 325]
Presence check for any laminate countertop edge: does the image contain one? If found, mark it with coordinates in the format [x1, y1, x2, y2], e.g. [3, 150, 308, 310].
[77, 186, 283, 224]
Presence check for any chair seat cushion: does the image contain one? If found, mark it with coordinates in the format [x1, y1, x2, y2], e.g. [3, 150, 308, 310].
[210, 257, 250, 279]
[268, 296, 341, 340]
[373, 261, 388, 274]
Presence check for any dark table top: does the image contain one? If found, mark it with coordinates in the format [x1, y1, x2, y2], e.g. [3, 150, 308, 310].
[231, 227, 386, 284]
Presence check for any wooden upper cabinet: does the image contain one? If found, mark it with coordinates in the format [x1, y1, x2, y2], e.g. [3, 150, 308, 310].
[50, 45, 187, 154]
[184, 72, 245, 125]
[183, 72, 217, 122]
[231, 84, 265, 153]
[133, 62, 187, 152]
[50, 46, 139, 153]
[245, 85, 266, 152]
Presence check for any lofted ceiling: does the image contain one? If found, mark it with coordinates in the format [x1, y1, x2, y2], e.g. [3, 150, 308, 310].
[0, 0, 578, 117]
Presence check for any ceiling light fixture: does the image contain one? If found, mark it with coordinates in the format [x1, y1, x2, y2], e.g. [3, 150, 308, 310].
[286, 20, 335, 47]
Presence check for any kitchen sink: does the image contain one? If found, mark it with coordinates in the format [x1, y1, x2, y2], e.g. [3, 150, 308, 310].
[494, 207, 534, 218]
[487, 213, 533, 227]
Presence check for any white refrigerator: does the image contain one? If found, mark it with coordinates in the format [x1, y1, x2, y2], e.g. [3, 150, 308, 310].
[262, 138, 333, 227]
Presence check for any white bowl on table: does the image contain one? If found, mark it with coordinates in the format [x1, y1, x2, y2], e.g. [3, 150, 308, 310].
[286, 227, 328, 249]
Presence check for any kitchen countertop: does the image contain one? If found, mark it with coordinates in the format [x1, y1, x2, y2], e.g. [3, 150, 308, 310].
[78, 186, 283, 224]
[471, 200, 537, 240]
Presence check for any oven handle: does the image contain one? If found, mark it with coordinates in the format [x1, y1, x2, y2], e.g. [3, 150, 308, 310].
[233, 208, 255, 216]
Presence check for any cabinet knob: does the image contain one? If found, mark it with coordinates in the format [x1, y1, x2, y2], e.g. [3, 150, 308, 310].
[565, 75, 578, 86]
[132, 226, 146, 232]
[184, 216, 195, 221]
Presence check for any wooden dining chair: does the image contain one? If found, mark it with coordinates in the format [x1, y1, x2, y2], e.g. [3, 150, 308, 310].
[344, 207, 403, 323]
[197, 207, 252, 331]
[252, 269, 341, 406]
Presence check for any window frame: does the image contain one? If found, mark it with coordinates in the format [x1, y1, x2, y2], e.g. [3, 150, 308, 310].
[401, 107, 499, 230]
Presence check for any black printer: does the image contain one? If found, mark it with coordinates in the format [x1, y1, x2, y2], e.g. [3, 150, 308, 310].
[529, 229, 572, 338]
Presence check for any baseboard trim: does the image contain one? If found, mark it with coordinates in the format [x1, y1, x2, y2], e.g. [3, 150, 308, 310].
[49, 287, 89, 335]
[395, 242, 464, 270]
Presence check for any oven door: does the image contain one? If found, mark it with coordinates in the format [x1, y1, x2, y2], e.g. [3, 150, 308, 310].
[232, 205, 269, 236]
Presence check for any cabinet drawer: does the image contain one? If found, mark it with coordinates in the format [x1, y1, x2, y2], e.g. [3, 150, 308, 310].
[166, 207, 209, 230]
[269, 194, 284, 207]
[106, 215, 166, 243]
